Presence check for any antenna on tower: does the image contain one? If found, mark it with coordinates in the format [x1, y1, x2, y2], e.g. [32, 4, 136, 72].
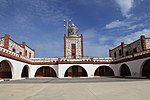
[64, 17, 72, 36]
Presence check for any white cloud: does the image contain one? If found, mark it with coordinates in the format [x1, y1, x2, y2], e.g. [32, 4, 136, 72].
[114, 29, 150, 45]
[81, 29, 113, 57]
[128, 24, 144, 30]
[105, 20, 130, 29]
[82, 29, 98, 39]
[14, 0, 69, 24]
[115, 0, 134, 17]
[98, 35, 113, 45]
[34, 40, 63, 57]
[84, 44, 111, 58]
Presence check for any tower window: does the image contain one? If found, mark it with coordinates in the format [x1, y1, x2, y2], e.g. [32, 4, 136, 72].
[13, 48, 16, 53]
[133, 48, 137, 53]
[114, 52, 116, 58]
[72, 53, 76, 59]
[19, 52, 22, 55]
[25, 50, 27, 57]
[119, 50, 122, 56]
[71, 44, 76, 59]
[71, 44, 76, 49]
[29, 52, 31, 58]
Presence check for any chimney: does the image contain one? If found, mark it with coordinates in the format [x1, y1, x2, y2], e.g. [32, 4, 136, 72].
[140, 35, 146, 51]
[4, 34, 10, 49]
[22, 42, 26, 48]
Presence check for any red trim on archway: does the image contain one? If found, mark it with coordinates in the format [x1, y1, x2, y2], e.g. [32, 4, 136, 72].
[94, 66, 114, 76]
[141, 59, 150, 77]
[0, 60, 13, 79]
[120, 64, 131, 76]
[21, 65, 29, 78]
[35, 66, 56, 77]
[64, 65, 88, 77]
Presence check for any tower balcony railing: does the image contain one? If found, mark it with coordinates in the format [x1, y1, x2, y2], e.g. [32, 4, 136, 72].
[113, 55, 133, 61]
[92, 57, 113, 62]
[31, 58, 59, 63]
[59, 58, 92, 63]
[20, 55, 33, 62]
[59, 57, 113, 63]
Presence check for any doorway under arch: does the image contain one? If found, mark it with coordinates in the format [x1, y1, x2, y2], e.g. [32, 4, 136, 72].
[0, 60, 13, 79]
[35, 66, 56, 77]
[141, 59, 150, 77]
[64, 65, 88, 77]
[94, 66, 114, 76]
[21, 65, 29, 78]
[120, 64, 131, 76]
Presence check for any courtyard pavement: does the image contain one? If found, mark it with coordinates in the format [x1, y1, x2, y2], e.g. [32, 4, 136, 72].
[0, 77, 150, 100]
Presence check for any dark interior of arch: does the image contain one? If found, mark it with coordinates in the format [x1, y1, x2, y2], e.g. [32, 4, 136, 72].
[120, 64, 131, 76]
[64, 65, 88, 77]
[94, 66, 114, 76]
[0, 60, 12, 79]
[142, 59, 150, 77]
[35, 66, 56, 77]
[21, 65, 29, 78]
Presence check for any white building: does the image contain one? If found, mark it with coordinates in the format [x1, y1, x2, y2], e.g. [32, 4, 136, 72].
[0, 23, 150, 79]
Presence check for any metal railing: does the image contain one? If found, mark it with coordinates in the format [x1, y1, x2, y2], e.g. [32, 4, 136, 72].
[31, 58, 58, 62]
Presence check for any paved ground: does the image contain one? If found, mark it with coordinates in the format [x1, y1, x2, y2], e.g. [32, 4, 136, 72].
[0, 77, 150, 100]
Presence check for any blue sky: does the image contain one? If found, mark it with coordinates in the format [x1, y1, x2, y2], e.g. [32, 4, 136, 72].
[0, 0, 150, 58]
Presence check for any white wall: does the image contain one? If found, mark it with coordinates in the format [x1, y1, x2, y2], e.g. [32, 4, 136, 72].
[65, 38, 82, 58]
[92, 64, 111, 75]
[0, 55, 150, 79]
[113, 57, 150, 77]
[58, 64, 93, 78]
[0, 56, 59, 79]
[0, 56, 30, 79]
[0, 38, 4, 47]
[25, 45, 35, 58]
[30, 65, 58, 78]
[9, 40, 24, 54]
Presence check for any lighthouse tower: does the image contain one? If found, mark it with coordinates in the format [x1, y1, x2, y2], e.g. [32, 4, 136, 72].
[64, 20, 83, 59]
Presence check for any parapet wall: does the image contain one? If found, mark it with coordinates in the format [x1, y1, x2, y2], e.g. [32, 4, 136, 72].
[0, 34, 35, 59]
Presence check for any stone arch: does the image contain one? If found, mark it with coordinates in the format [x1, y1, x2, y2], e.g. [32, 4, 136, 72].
[120, 64, 131, 76]
[35, 66, 56, 77]
[0, 60, 13, 79]
[94, 66, 114, 76]
[64, 65, 88, 77]
[141, 59, 150, 77]
[21, 65, 30, 78]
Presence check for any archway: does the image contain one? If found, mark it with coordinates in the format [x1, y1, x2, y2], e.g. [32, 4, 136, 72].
[64, 65, 88, 77]
[21, 65, 29, 78]
[120, 64, 131, 76]
[35, 66, 56, 77]
[94, 66, 114, 76]
[141, 59, 150, 77]
[0, 60, 13, 79]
